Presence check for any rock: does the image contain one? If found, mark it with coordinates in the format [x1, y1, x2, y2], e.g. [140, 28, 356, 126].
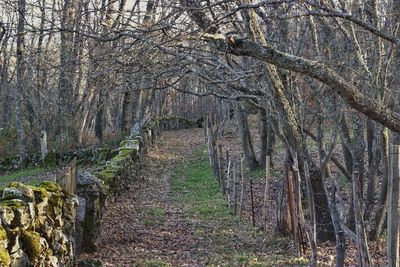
[3, 187, 34, 202]
[0, 181, 78, 266]
[45, 255, 59, 267]
[0, 206, 14, 227]
[10, 249, 29, 267]
[76, 171, 107, 254]
[77, 172, 104, 188]
[78, 258, 103, 267]
[12, 204, 33, 229]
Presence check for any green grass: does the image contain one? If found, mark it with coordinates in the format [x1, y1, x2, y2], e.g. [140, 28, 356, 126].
[171, 146, 308, 266]
[172, 146, 236, 223]
[0, 167, 52, 186]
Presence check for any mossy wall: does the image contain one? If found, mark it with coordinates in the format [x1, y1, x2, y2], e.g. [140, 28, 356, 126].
[0, 182, 77, 266]
[0, 116, 197, 266]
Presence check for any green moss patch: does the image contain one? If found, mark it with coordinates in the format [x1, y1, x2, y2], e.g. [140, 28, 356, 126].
[0, 248, 10, 266]
[22, 231, 42, 260]
[39, 182, 60, 193]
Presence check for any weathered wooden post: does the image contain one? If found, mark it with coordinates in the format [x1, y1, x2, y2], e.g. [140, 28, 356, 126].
[56, 158, 77, 194]
[226, 159, 232, 208]
[250, 178, 255, 227]
[287, 168, 300, 256]
[388, 145, 400, 267]
[218, 145, 224, 190]
[233, 163, 238, 215]
[239, 157, 246, 222]
[263, 155, 271, 235]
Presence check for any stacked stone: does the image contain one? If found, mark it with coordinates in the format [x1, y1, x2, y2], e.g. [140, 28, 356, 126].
[0, 182, 78, 266]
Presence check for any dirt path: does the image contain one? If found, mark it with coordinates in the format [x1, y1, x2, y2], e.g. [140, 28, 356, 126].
[79, 129, 305, 267]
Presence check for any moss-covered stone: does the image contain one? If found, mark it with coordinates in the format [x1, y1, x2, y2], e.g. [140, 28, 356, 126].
[22, 231, 42, 261]
[0, 248, 10, 266]
[0, 225, 7, 241]
[4, 182, 48, 202]
[0, 199, 26, 209]
[32, 187, 48, 202]
[39, 182, 60, 193]
[48, 194, 63, 218]
[7, 182, 26, 188]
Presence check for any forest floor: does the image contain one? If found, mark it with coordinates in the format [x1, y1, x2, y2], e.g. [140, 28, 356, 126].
[78, 128, 308, 266]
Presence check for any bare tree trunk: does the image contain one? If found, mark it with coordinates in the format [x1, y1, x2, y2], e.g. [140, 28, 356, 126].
[324, 178, 346, 267]
[15, 0, 28, 167]
[95, 88, 106, 142]
[304, 162, 317, 267]
[236, 103, 259, 171]
[120, 84, 133, 135]
[353, 171, 372, 266]
[372, 128, 389, 240]
[259, 109, 268, 168]
[58, 0, 78, 144]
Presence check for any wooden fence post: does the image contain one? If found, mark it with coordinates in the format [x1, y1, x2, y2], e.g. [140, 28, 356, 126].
[226, 159, 232, 208]
[56, 158, 77, 195]
[239, 157, 246, 222]
[287, 168, 300, 256]
[263, 155, 271, 235]
[233, 163, 238, 215]
[388, 145, 400, 267]
[250, 178, 255, 227]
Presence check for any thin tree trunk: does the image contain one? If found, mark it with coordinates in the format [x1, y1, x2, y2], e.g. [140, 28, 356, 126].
[15, 0, 28, 167]
[353, 171, 372, 266]
[324, 178, 346, 267]
[236, 103, 259, 171]
[304, 162, 317, 267]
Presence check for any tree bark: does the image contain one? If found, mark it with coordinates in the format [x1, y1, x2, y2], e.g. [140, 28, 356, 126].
[15, 0, 28, 167]
[236, 103, 259, 171]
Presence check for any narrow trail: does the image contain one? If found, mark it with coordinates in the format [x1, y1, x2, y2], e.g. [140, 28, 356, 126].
[80, 129, 274, 266]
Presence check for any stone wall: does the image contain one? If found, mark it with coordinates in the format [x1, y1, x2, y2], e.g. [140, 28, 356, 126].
[0, 145, 119, 173]
[0, 116, 197, 266]
[0, 182, 78, 266]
